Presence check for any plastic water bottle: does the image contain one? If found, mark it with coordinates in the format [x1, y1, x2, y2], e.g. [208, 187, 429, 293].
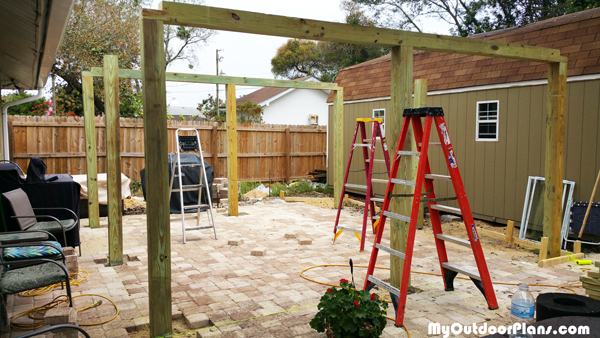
[509, 283, 535, 338]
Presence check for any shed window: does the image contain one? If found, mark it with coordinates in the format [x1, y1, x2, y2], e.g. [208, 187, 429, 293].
[373, 109, 385, 137]
[476, 101, 498, 141]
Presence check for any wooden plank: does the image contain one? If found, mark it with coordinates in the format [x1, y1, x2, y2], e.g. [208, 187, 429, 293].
[538, 252, 584, 268]
[85, 68, 338, 90]
[143, 2, 565, 63]
[539, 237, 548, 261]
[544, 62, 567, 258]
[574, 240, 582, 254]
[414, 79, 427, 229]
[226, 84, 238, 216]
[390, 46, 413, 288]
[212, 126, 218, 173]
[333, 89, 344, 208]
[140, 17, 172, 337]
[82, 75, 100, 229]
[505, 220, 515, 243]
[104, 55, 123, 265]
[285, 128, 290, 182]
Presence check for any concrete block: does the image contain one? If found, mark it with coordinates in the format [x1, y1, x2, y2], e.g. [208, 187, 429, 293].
[228, 239, 243, 246]
[65, 255, 77, 263]
[284, 233, 296, 239]
[67, 261, 79, 274]
[185, 313, 210, 329]
[62, 247, 75, 256]
[440, 215, 462, 223]
[92, 253, 108, 265]
[298, 238, 312, 245]
[44, 307, 77, 326]
[172, 305, 183, 320]
[251, 248, 267, 256]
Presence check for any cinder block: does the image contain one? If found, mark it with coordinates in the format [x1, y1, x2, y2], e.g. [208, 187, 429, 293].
[284, 233, 296, 239]
[62, 247, 75, 256]
[67, 261, 79, 274]
[298, 238, 312, 245]
[251, 248, 266, 256]
[185, 313, 210, 329]
[65, 255, 77, 263]
[228, 239, 243, 246]
[440, 215, 462, 223]
[45, 307, 77, 327]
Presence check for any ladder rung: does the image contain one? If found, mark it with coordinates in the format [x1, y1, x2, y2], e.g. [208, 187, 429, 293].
[185, 225, 214, 231]
[373, 215, 380, 220]
[183, 184, 204, 189]
[183, 204, 209, 209]
[371, 178, 388, 183]
[371, 197, 385, 202]
[366, 159, 386, 163]
[424, 174, 452, 181]
[180, 164, 204, 167]
[397, 151, 420, 156]
[345, 184, 367, 190]
[363, 139, 372, 142]
[436, 234, 471, 248]
[354, 144, 370, 147]
[383, 211, 410, 223]
[420, 142, 442, 148]
[336, 226, 362, 234]
[367, 275, 400, 297]
[442, 262, 481, 280]
[429, 204, 462, 215]
[390, 178, 416, 187]
[375, 243, 406, 259]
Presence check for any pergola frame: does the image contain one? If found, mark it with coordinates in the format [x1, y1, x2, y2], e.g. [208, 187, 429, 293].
[140, 2, 566, 336]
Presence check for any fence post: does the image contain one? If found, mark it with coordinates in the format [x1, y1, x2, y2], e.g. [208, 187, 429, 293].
[285, 128, 290, 182]
[82, 75, 100, 229]
[226, 85, 238, 216]
[212, 125, 218, 175]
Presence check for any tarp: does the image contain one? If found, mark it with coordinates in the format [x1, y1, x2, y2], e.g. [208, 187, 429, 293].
[71, 173, 131, 205]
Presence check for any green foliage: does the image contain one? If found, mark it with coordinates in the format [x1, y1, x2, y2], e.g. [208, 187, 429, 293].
[287, 180, 316, 195]
[236, 101, 264, 123]
[269, 183, 287, 197]
[240, 181, 261, 195]
[55, 85, 83, 116]
[198, 94, 225, 122]
[199, 97, 265, 123]
[1, 92, 48, 115]
[130, 178, 142, 196]
[310, 279, 388, 338]
[120, 92, 143, 118]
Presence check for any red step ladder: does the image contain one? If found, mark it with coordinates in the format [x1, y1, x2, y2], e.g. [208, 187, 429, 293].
[333, 118, 391, 251]
[363, 107, 498, 327]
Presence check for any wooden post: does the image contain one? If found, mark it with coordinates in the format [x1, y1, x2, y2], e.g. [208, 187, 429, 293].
[212, 125, 218, 175]
[544, 61, 566, 258]
[333, 89, 344, 208]
[505, 220, 515, 243]
[104, 55, 123, 265]
[390, 46, 414, 288]
[574, 240, 582, 254]
[82, 75, 100, 229]
[140, 18, 172, 337]
[285, 128, 290, 182]
[414, 79, 427, 230]
[226, 84, 238, 216]
[539, 237, 549, 261]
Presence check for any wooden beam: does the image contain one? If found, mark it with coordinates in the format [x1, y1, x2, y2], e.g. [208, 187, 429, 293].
[539, 237, 548, 261]
[413, 79, 427, 230]
[212, 125, 218, 175]
[143, 2, 565, 63]
[505, 220, 515, 242]
[82, 75, 100, 229]
[544, 61, 567, 258]
[226, 84, 238, 216]
[104, 55, 123, 265]
[574, 240, 582, 254]
[390, 46, 413, 288]
[333, 89, 344, 208]
[538, 253, 584, 268]
[477, 227, 572, 256]
[85, 68, 338, 90]
[140, 18, 172, 337]
[285, 128, 290, 182]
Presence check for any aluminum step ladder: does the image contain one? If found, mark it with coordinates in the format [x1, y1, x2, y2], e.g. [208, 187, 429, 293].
[363, 107, 498, 327]
[169, 128, 217, 244]
[333, 118, 391, 251]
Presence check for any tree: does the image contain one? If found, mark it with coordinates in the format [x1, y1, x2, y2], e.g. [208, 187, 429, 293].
[236, 101, 264, 124]
[197, 95, 225, 122]
[197, 97, 264, 123]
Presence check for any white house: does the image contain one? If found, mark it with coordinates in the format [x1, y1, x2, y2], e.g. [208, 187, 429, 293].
[236, 76, 329, 126]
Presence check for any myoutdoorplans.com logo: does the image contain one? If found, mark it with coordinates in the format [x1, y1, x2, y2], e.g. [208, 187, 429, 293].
[428, 322, 590, 337]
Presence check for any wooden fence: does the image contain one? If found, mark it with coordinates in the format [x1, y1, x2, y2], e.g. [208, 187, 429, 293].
[8, 116, 327, 181]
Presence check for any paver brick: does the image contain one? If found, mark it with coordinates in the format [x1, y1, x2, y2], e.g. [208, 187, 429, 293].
[185, 313, 210, 329]
[251, 248, 266, 256]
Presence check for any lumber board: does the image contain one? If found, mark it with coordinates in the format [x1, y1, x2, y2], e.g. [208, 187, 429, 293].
[544, 61, 567, 258]
[537, 252, 583, 268]
[505, 220, 515, 242]
[140, 17, 172, 337]
[104, 55, 123, 265]
[226, 84, 238, 216]
[476, 228, 573, 255]
[142, 2, 565, 63]
[574, 240, 582, 254]
[582, 282, 600, 292]
[82, 75, 100, 229]
[581, 275, 600, 286]
[333, 89, 343, 208]
[539, 237, 548, 261]
[414, 79, 427, 229]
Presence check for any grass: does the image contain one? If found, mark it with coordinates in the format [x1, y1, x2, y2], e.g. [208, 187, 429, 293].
[240, 181, 261, 195]
[240, 179, 333, 198]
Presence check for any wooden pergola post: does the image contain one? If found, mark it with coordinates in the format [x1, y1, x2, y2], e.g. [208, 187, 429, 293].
[544, 61, 567, 258]
[226, 84, 238, 216]
[82, 75, 100, 229]
[140, 18, 172, 337]
[390, 46, 414, 288]
[414, 79, 427, 229]
[333, 88, 344, 208]
[104, 55, 123, 265]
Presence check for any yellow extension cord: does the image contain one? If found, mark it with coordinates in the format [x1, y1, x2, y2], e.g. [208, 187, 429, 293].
[300, 264, 585, 338]
[10, 270, 119, 331]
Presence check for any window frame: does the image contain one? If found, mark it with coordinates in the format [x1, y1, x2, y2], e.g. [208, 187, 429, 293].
[476, 100, 499, 142]
[372, 108, 385, 138]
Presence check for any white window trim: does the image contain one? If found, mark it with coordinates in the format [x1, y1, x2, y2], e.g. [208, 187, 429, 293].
[373, 108, 385, 138]
[476, 100, 499, 142]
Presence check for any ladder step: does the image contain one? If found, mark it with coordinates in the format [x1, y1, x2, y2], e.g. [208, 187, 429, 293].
[373, 215, 380, 220]
[390, 178, 416, 187]
[336, 226, 362, 234]
[397, 151, 420, 156]
[185, 225, 215, 231]
[366, 159, 387, 163]
[183, 204, 209, 209]
[367, 275, 400, 297]
[442, 262, 481, 280]
[363, 139, 372, 142]
[436, 234, 471, 247]
[371, 197, 385, 202]
[180, 164, 204, 167]
[375, 243, 406, 259]
[429, 204, 462, 215]
[420, 142, 442, 148]
[383, 211, 410, 223]
[345, 183, 367, 190]
[353, 144, 370, 147]
[371, 178, 388, 184]
[424, 174, 452, 181]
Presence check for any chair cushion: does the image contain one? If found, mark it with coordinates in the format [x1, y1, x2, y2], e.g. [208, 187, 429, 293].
[3, 241, 62, 261]
[29, 219, 75, 233]
[0, 262, 67, 295]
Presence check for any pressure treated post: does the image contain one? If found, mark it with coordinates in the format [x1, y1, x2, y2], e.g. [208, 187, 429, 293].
[104, 55, 123, 265]
[285, 127, 290, 182]
[82, 75, 100, 229]
[226, 84, 238, 216]
[390, 46, 414, 288]
[333, 89, 344, 208]
[140, 18, 172, 337]
[544, 61, 566, 258]
[212, 125, 218, 174]
[414, 79, 427, 230]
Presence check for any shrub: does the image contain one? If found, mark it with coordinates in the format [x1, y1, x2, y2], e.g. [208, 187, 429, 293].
[269, 182, 286, 197]
[240, 181, 260, 195]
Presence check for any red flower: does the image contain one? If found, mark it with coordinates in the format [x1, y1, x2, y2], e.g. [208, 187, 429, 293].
[340, 279, 349, 284]
[370, 294, 376, 300]
[354, 300, 359, 306]
[327, 289, 333, 293]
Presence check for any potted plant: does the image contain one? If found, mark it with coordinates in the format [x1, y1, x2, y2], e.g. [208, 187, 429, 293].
[310, 278, 388, 337]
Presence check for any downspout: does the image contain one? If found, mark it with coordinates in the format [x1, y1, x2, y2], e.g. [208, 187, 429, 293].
[1, 79, 44, 160]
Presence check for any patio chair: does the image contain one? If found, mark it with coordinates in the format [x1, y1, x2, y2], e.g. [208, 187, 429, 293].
[1, 188, 79, 255]
[14, 324, 90, 338]
[0, 230, 64, 268]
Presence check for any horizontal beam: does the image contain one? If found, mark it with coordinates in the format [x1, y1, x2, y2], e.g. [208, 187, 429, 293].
[83, 68, 338, 90]
[142, 2, 565, 63]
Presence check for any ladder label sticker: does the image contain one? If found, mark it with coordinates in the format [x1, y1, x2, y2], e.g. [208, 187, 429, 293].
[471, 224, 479, 243]
[448, 150, 458, 168]
[440, 123, 451, 145]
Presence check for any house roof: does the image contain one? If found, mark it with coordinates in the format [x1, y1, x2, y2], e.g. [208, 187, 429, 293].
[327, 7, 600, 102]
[237, 76, 313, 105]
